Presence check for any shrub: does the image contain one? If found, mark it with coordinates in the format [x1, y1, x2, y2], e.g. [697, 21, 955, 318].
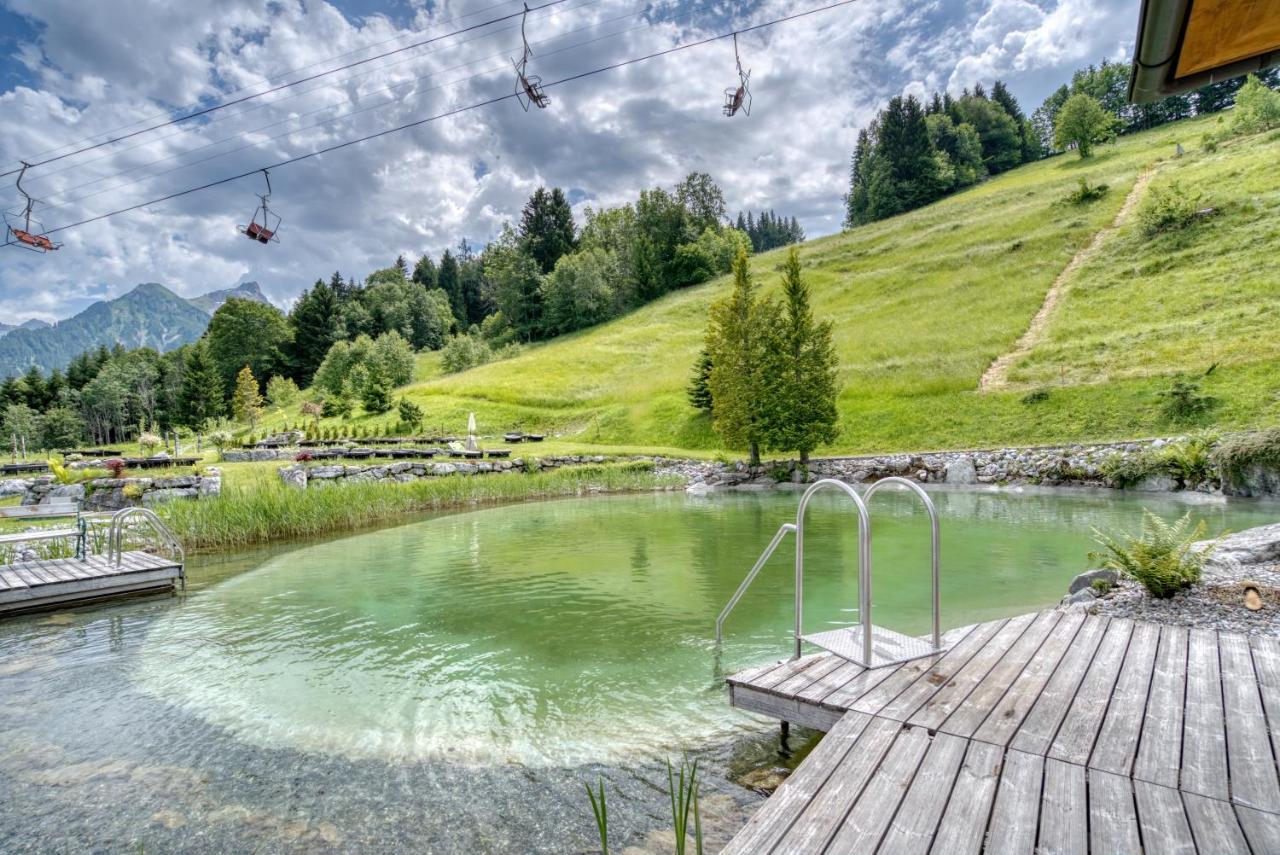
[1089, 511, 1217, 598]
[266, 375, 301, 409]
[440, 334, 493, 374]
[1101, 452, 1159, 489]
[1231, 74, 1280, 135]
[1156, 376, 1216, 421]
[1211, 428, 1280, 485]
[138, 432, 163, 455]
[295, 451, 313, 462]
[1201, 133, 1218, 153]
[122, 483, 145, 501]
[1137, 181, 1204, 238]
[1062, 177, 1108, 206]
[1157, 434, 1216, 488]
[103, 458, 126, 478]
[1020, 388, 1050, 405]
[398, 398, 424, 427]
[322, 396, 353, 418]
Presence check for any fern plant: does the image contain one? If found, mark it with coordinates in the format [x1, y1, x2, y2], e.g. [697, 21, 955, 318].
[1089, 511, 1218, 598]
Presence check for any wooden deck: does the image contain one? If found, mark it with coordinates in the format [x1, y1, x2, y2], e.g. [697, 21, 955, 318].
[0, 552, 183, 615]
[724, 611, 1280, 853]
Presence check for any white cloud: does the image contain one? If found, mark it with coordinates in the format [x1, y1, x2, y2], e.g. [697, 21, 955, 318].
[0, 0, 1140, 321]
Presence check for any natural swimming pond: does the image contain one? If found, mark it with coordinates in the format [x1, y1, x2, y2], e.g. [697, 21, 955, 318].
[1, 487, 1276, 851]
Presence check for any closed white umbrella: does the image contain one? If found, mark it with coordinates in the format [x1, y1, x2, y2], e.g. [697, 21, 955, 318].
[466, 412, 478, 451]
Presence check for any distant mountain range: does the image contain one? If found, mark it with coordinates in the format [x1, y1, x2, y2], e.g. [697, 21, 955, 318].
[0, 281, 272, 377]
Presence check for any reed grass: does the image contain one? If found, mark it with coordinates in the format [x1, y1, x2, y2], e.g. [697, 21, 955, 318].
[161, 462, 676, 551]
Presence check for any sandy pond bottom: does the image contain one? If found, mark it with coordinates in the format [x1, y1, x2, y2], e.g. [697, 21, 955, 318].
[1, 488, 1275, 852]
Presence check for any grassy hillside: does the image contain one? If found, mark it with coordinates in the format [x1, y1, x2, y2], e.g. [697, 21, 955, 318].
[267, 114, 1280, 456]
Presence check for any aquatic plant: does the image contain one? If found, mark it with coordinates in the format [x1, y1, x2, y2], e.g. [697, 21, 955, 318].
[160, 462, 674, 550]
[585, 776, 608, 854]
[668, 758, 703, 855]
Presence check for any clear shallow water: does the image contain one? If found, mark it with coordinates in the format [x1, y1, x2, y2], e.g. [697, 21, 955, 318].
[1, 488, 1277, 852]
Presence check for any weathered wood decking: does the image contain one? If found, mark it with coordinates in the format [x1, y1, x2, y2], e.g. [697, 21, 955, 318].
[0, 552, 182, 614]
[724, 611, 1280, 853]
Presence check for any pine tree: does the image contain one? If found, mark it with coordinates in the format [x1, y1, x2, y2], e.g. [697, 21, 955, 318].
[520, 186, 578, 273]
[687, 349, 713, 413]
[231, 365, 264, 428]
[705, 247, 778, 465]
[412, 254, 438, 289]
[759, 248, 840, 463]
[178, 341, 224, 429]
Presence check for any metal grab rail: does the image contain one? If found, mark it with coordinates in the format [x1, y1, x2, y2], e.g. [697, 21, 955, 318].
[795, 479, 872, 661]
[715, 522, 796, 642]
[108, 507, 186, 586]
[863, 476, 941, 650]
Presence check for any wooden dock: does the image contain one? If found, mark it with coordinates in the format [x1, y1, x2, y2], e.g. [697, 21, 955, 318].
[0, 552, 183, 615]
[724, 610, 1280, 853]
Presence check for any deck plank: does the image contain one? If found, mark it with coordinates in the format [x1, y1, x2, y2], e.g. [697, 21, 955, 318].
[1087, 769, 1141, 855]
[1046, 618, 1135, 765]
[850, 618, 1009, 718]
[1133, 624, 1190, 789]
[1182, 627, 1229, 802]
[1218, 631, 1280, 812]
[873, 731, 968, 855]
[1134, 780, 1195, 855]
[984, 747, 1043, 855]
[1236, 804, 1280, 853]
[719, 713, 872, 854]
[1181, 791, 1250, 854]
[1088, 620, 1161, 776]
[772, 717, 901, 853]
[940, 610, 1062, 738]
[926, 739, 1003, 855]
[823, 726, 931, 853]
[1009, 615, 1111, 756]
[1250, 635, 1280, 780]
[1038, 758, 1087, 855]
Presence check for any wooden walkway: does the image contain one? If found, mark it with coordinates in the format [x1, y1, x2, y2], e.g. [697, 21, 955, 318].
[0, 552, 183, 614]
[724, 611, 1280, 853]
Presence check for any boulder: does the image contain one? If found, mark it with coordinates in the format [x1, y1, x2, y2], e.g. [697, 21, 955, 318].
[1197, 521, 1280, 567]
[279, 467, 308, 490]
[430, 463, 458, 476]
[1132, 474, 1178, 492]
[1221, 462, 1280, 498]
[44, 483, 86, 503]
[143, 487, 198, 505]
[309, 466, 343, 479]
[1067, 568, 1118, 594]
[0, 478, 30, 498]
[1061, 588, 1098, 605]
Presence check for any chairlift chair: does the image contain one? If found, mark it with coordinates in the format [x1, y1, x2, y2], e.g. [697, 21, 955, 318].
[4, 163, 62, 253]
[513, 4, 550, 111]
[237, 169, 281, 244]
[723, 33, 752, 118]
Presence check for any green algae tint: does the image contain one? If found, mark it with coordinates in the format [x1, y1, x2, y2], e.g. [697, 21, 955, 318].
[135, 489, 1277, 766]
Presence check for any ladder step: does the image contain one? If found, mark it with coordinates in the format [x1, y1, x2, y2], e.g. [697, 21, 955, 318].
[801, 625, 946, 669]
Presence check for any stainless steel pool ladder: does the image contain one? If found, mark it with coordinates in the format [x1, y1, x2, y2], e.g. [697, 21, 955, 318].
[715, 477, 944, 669]
[107, 507, 187, 587]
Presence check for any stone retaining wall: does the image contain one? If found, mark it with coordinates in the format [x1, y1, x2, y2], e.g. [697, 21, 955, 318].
[249, 438, 1280, 497]
[278, 455, 613, 488]
[20, 469, 222, 511]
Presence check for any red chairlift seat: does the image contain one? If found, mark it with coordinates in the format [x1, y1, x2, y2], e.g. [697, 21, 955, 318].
[724, 85, 746, 117]
[236, 170, 281, 245]
[11, 228, 57, 252]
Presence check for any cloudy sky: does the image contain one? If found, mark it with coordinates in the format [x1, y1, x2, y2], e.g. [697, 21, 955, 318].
[0, 0, 1136, 321]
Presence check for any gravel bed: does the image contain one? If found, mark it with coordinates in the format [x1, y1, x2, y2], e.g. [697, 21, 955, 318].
[1071, 562, 1280, 637]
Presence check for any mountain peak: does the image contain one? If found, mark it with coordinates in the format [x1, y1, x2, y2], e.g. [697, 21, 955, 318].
[188, 281, 272, 315]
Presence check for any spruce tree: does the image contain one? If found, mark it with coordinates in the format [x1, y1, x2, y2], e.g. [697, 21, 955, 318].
[520, 186, 578, 274]
[705, 247, 778, 465]
[287, 279, 339, 386]
[437, 249, 464, 324]
[178, 341, 224, 429]
[759, 248, 840, 463]
[687, 349, 713, 413]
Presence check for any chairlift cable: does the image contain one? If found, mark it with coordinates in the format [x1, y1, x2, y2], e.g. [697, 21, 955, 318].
[0, 0, 578, 179]
[37, 0, 674, 210]
[41, 0, 863, 239]
[24, 0, 622, 194]
[12, 0, 526, 167]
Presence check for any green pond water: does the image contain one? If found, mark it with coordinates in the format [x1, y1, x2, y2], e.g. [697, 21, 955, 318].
[1, 487, 1276, 851]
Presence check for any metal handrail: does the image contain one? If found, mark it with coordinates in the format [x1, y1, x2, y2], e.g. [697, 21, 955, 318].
[794, 479, 872, 661]
[863, 476, 942, 650]
[107, 507, 186, 585]
[715, 522, 796, 643]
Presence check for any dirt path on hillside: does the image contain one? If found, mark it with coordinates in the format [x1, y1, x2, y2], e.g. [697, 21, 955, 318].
[978, 166, 1156, 392]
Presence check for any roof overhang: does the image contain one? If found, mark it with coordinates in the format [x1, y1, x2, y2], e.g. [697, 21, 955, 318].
[1128, 0, 1280, 103]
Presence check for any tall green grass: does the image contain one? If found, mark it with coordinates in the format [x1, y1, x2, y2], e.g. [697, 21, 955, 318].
[161, 462, 676, 550]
